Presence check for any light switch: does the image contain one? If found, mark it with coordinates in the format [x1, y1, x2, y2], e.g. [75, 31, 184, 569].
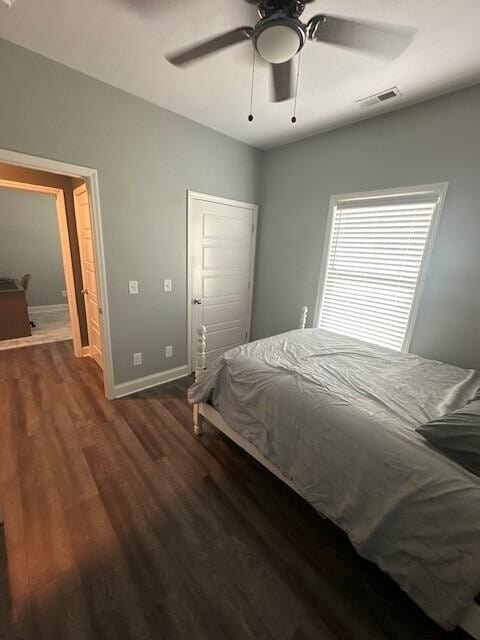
[164, 279, 172, 293]
[165, 345, 173, 358]
[133, 352, 142, 366]
[129, 280, 139, 295]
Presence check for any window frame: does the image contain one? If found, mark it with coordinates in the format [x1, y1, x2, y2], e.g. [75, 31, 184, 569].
[313, 182, 449, 352]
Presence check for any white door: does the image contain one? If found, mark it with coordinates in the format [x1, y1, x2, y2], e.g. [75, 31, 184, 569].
[73, 184, 103, 370]
[189, 192, 257, 370]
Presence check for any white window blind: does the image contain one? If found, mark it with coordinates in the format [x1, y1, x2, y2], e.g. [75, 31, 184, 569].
[318, 188, 443, 351]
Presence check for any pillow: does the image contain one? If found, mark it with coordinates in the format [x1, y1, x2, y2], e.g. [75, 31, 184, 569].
[416, 398, 480, 478]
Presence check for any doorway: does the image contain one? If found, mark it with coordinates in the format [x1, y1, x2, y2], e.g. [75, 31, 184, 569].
[187, 191, 258, 372]
[0, 176, 84, 353]
[0, 149, 114, 398]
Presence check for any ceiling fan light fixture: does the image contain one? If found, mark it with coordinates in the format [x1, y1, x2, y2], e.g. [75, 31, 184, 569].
[255, 23, 302, 64]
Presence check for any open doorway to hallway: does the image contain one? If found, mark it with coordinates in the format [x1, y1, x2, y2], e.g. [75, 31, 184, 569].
[0, 161, 104, 376]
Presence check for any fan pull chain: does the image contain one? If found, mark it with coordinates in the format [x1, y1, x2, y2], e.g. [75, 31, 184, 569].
[291, 50, 302, 124]
[248, 47, 256, 122]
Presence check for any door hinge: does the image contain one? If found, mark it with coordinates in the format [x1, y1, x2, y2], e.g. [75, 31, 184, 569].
[248, 280, 251, 289]
[251, 223, 255, 233]
[245, 331, 248, 340]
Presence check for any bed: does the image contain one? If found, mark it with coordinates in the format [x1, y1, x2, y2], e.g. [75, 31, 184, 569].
[188, 308, 480, 637]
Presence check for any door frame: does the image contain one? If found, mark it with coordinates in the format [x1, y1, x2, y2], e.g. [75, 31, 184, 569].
[0, 148, 115, 399]
[73, 183, 103, 369]
[187, 190, 258, 373]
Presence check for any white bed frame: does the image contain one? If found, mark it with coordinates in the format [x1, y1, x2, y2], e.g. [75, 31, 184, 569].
[191, 307, 480, 639]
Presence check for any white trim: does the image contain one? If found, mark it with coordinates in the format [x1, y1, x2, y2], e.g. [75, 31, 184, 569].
[29, 303, 69, 312]
[187, 190, 259, 211]
[186, 190, 258, 372]
[113, 364, 190, 399]
[0, 148, 115, 399]
[0, 148, 98, 179]
[402, 183, 448, 351]
[313, 182, 449, 352]
[87, 171, 115, 398]
[313, 193, 337, 329]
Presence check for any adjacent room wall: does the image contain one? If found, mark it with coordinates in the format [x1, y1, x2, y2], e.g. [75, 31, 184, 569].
[0, 187, 65, 306]
[0, 37, 262, 385]
[253, 84, 480, 370]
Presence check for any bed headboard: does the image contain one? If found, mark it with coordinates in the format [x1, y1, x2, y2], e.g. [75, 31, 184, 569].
[195, 306, 308, 381]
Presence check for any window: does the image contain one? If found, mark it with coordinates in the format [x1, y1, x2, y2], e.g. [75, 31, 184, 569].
[316, 184, 447, 351]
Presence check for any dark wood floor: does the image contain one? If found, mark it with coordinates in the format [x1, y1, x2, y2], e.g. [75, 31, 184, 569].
[0, 341, 471, 640]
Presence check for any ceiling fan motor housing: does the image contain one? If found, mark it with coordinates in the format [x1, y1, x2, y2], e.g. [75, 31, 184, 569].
[254, 15, 306, 63]
[257, 0, 309, 19]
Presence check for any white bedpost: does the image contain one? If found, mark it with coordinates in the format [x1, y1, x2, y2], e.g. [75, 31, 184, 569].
[193, 324, 207, 436]
[193, 404, 202, 436]
[298, 306, 308, 329]
[195, 325, 207, 382]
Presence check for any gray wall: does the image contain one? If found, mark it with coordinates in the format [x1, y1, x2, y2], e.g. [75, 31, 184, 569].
[0, 38, 262, 384]
[0, 187, 65, 306]
[253, 84, 480, 370]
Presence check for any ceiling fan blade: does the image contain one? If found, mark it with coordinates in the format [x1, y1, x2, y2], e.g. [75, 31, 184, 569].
[271, 60, 293, 102]
[308, 15, 414, 60]
[166, 27, 253, 66]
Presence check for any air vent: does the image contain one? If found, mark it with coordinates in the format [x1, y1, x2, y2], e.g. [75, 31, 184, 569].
[357, 87, 402, 108]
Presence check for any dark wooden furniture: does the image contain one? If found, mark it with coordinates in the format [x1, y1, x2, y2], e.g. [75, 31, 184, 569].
[0, 278, 31, 341]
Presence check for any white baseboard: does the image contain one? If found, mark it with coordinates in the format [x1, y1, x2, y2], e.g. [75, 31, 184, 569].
[29, 303, 68, 312]
[113, 364, 190, 399]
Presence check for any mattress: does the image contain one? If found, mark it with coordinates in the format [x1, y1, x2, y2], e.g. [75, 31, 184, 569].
[188, 328, 480, 630]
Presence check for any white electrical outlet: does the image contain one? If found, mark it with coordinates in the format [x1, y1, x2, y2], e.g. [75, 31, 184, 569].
[129, 280, 139, 295]
[165, 345, 173, 358]
[164, 279, 172, 293]
[61, 289, 67, 298]
[133, 352, 142, 366]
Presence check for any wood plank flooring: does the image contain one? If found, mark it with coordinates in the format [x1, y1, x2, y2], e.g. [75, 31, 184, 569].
[0, 340, 471, 640]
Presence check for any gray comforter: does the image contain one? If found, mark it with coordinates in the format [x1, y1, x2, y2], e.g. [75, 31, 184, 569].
[188, 328, 480, 630]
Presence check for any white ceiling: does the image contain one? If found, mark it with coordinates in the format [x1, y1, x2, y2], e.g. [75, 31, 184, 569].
[1, 0, 480, 149]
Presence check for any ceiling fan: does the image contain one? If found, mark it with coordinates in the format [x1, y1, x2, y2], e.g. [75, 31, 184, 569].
[166, 0, 413, 104]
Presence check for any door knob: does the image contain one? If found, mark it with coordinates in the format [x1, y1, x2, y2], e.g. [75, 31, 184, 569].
[193, 298, 202, 305]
